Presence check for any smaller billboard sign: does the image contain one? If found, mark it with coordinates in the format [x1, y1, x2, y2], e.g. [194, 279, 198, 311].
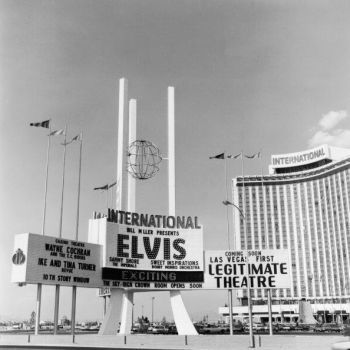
[11, 233, 103, 288]
[204, 249, 291, 290]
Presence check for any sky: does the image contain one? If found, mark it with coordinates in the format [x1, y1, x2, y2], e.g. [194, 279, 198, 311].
[2, 0, 350, 323]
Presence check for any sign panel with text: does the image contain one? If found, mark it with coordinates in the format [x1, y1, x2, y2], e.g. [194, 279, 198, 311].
[204, 249, 291, 289]
[11, 233, 103, 288]
[88, 212, 204, 286]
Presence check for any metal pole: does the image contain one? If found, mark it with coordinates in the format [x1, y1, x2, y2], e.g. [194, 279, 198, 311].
[104, 296, 107, 316]
[132, 303, 134, 326]
[71, 286, 77, 334]
[42, 126, 51, 235]
[106, 187, 109, 212]
[268, 289, 273, 335]
[71, 133, 82, 336]
[54, 284, 60, 334]
[241, 155, 254, 348]
[152, 297, 155, 323]
[228, 290, 233, 334]
[54, 125, 67, 335]
[35, 125, 52, 335]
[247, 288, 254, 348]
[58, 124, 68, 238]
[34, 284, 42, 335]
[75, 134, 83, 238]
[224, 157, 234, 335]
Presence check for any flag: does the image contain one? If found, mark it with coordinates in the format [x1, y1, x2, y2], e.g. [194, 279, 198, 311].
[62, 133, 82, 145]
[108, 181, 117, 189]
[94, 181, 116, 191]
[30, 119, 50, 128]
[49, 129, 65, 136]
[244, 152, 261, 159]
[94, 184, 109, 191]
[231, 152, 242, 159]
[209, 152, 225, 159]
[70, 134, 82, 142]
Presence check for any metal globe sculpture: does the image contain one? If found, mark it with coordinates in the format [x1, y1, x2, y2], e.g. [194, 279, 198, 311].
[127, 140, 162, 180]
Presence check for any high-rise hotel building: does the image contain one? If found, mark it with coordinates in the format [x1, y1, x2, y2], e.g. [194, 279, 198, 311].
[232, 144, 350, 304]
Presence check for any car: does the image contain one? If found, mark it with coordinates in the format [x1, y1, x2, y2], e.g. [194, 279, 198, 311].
[293, 324, 313, 332]
[244, 323, 267, 333]
[150, 325, 168, 334]
[167, 325, 178, 334]
[277, 323, 296, 331]
[313, 324, 324, 332]
[194, 323, 205, 334]
[201, 324, 227, 334]
[319, 323, 344, 333]
[232, 323, 244, 333]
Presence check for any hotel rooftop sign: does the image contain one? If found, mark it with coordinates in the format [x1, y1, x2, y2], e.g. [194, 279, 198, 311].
[269, 145, 330, 172]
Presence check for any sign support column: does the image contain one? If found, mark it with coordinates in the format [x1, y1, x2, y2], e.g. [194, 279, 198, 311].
[168, 86, 198, 335]
[35, 123, 52, 335]
[54, 124, 67, 335]
[119, 98, 137, 335]
[99, 78, 129, 335]
[268, 289, 273, 335]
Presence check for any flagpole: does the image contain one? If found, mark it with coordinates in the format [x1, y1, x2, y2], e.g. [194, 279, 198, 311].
[42, 124, 51, 235]
[225, 156, 231, 249]
[58, 124, 68, 238]
[259, 152, 273, 335]
[224, 155, 234, 335]
[75, 133, 83, 240]
[34, 123, 52, 336]
[106, 187, 109, 213]
[71, 133, 82, 336]
[54, 124, 67, 335]
[241, 153, 254, 348]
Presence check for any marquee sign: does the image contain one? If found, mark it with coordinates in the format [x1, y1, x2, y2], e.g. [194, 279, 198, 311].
[270, 145, 329, 169]
[203, 249, 291, 289]
[11, 233, 103, 288]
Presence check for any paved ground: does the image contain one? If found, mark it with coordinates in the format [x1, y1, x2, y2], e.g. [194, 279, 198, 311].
[0, 334, 347, 350]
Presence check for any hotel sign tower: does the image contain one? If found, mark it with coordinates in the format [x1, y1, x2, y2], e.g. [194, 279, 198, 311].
[232, 145, 350, 311]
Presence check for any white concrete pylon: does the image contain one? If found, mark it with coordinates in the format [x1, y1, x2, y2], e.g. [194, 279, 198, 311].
[168, 86, 198, 335]
[116, 78, 129, 211]
[119, 98, 137, 335]
[99, 289, 124, 335]
[127, 99, 137, 212]
[119, 290, 134, 334]
[100, 78, 129, 335]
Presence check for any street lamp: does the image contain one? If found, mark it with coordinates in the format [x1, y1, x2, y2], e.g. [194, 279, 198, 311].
[151, 297, 155, 324]
[222, 200, 245, 220]
[222, 200, 243, 336]
[222, 200, 257, 346]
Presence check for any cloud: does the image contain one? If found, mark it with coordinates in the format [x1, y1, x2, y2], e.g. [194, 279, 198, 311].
[308, 110, 350, 148]
[319, 110, 347, 131]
